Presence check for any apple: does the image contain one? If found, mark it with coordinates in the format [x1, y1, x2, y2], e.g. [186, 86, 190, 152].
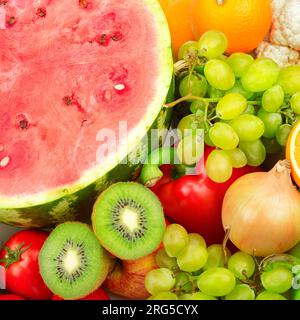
[104, 252, 158, 299]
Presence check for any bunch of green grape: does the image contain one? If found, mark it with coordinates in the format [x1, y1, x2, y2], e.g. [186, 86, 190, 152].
[145, 224, 298, 300]
[174, 30, 300, 183]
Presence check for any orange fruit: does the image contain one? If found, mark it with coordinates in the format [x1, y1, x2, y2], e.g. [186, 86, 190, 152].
[159, 0, 195, 57]
[159, 0, 172, 11]
[191, 0, 272, 53]
[286, 121, 300, 187]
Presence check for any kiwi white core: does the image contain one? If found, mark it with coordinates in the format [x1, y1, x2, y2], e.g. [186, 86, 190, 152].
[63, 248, 81, 274]
[120, 207, 139, 232]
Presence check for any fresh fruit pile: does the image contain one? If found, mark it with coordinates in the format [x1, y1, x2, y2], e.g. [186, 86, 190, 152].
[167, 30, 300, 184]
[145, 224, 300, 300]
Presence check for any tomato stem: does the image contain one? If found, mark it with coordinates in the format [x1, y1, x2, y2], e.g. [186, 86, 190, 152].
[0, 242, 31, 269]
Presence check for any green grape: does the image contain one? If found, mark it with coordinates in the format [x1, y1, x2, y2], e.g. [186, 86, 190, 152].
[226, 80, 254, 100]
[228, 252, 256, 280]
[243, 104, 255, 115]
[198, 30, 228, 59]
[257, 109, 283, 139]
[261, 137, 281, 154]
[230, 114, 265, 141]
[191, 292, 217, 300]
[241, 58, 280, 92]
[204, 59, 235, 91]
[177, 133, 204, 166]
[179, 74, 208, 99]
[152, 292, 178, 300]
[291, 92, 300, 114]
[227, 53, 254, 78]
[204, 245, 231, 270]
[179, 294, 193, 300]
[197, 267, 236, 297]
[239, 140, 266, 167]
[262, 255, 300, 273]
[225, 284, 255, 300]
[177, 234, 208, 272]
[256, 291, 287, 300]
[262, 85, 284, 112]
[145, 268, 176, 295]
[209, 123, 239, 150]
[277, 65, 300, 95]
[189, 233, 207, 248]
[204, 133, 215, 147]
[292, 289, 300, 300]
[163, 224, 189, 258]
[177, 114, 205, 137]
[225, 148, 247, 168]
[206, 150, 233, 183]
[208, 85, 225, 99]
[216, 93, 247, 120]
[178, 41, 199, 60]
[190, 100, 207, 114]
[261, 267, 293, 294]
[156, 248, 178, 270]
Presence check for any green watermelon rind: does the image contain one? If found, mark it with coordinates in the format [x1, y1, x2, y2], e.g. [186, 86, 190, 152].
[0, 0, 173, 227]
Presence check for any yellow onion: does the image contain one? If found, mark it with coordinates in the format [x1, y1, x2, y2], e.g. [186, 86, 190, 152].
[222, 160, 300, 257]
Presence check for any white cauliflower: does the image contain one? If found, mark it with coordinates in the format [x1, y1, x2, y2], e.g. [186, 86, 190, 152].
[256, 41, 300, 67]
[271, 0, 300, 50]
[256, 0, 300, 66]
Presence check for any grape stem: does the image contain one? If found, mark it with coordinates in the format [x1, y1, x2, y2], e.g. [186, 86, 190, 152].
[187, 64, 196, 96]
[164, 96, 220, 108]
[208, 115, 219, 121]
[222, 226, 231, 266]
[164, 96, 262, 109]
[280, 111, 294, 121]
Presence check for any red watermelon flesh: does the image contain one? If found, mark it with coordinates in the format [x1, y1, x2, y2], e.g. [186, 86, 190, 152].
[0, 0, 169, 198]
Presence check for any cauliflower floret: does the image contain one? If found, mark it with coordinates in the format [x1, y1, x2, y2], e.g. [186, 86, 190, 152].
[271, 0, 300, 50]
[256, 41, 300, 67]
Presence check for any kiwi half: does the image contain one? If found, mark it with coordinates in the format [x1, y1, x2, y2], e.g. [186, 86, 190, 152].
[39, 222, 109, 300]
[92, 182, 166, 260]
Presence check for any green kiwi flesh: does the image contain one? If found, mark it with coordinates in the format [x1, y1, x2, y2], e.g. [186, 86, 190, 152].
[92, 182, 166, 260]
[39, 222, 109, 299]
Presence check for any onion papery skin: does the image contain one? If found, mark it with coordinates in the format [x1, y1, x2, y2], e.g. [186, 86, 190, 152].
[222, 160, 300, 257]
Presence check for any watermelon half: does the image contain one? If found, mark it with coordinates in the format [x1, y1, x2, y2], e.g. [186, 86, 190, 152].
[0, 0, 173, 227]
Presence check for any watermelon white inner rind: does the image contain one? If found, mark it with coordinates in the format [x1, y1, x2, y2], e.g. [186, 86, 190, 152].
[0, 0, 172, 208]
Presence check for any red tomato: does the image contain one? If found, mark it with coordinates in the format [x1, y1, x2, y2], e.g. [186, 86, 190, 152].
[151, 147, 261, 244]
[0, 230, 53, 300]
[52, 288, 110, 300]
[0, 294, 26, 300]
